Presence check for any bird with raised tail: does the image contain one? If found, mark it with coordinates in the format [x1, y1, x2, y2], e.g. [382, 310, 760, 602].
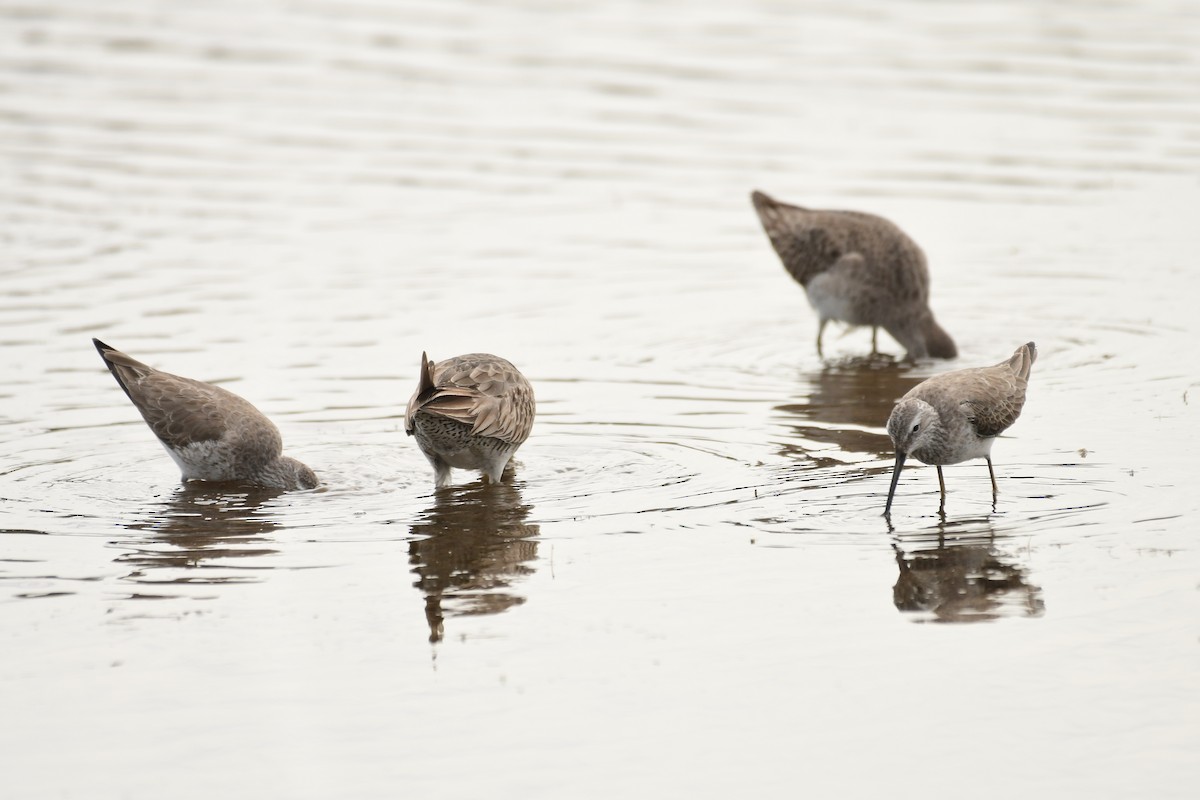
[884, 341, 1036, 515]
[750, 189, 957, 361]
[405, 352, 535, 488]
[92, 338, 318, 490]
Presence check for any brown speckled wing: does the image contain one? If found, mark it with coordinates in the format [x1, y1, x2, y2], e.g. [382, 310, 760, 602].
[95, 339, 281, 455]
[963, 342, 1037, 437]
[907, 342, 1036, 439]
[406, 353, 535, 445]
[956, 368, 1029, 439]
[751, 190, 930, 308]
[751, 190, 842, 287]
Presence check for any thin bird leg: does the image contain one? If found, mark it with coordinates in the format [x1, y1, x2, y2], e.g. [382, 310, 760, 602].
[986, 456, 999, 495]
[432, 458, 453, 489]
[816, 319, 828, 358]
[935, 466, 948, 515]
[871, 327, 879, 354]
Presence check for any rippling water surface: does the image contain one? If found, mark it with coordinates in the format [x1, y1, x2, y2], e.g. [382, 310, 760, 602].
[3, 1, 1198, 797]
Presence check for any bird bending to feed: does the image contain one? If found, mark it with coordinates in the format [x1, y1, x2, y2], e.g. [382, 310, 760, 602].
[405, 352, 535, 488]
[884, 341, 1036, 515]
[92, 338, 318, 490]
[750, 189, 957, 360]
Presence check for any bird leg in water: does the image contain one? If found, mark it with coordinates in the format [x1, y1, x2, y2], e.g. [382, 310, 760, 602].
[816, 319, 828, 359]
[986, 456, 999, 495]
[937, 466, 947, 515]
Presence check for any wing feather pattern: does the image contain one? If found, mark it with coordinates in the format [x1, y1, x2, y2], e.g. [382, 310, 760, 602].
[94, 338, 280, 453]
[404, 352, 534, 445]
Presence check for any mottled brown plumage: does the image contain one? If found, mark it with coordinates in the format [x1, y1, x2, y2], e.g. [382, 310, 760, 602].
[750, 189, 956, 360]
[93, 339, 318, 490]
[404, 352, 535, 487]
[885, 342, 1036, 515]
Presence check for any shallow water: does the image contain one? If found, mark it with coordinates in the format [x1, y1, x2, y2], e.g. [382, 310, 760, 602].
[2, 0, 1199, 796]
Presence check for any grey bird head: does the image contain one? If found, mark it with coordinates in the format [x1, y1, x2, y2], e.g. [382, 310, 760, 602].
[272, 456, 320, 491]
[884, 397, 939, 515]
[886, 397, 940, 456]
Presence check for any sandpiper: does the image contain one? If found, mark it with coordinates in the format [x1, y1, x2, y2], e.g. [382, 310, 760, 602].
[750, 189, 957, 360]
[93, 339, 318, 490]
[405, 352, 535, 488]
[884, 341, 1036, 515]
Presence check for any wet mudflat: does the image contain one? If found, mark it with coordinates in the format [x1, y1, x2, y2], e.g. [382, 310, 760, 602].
[2, 1, 1198, 797]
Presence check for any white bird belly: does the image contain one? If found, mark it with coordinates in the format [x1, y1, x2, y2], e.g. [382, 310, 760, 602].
[806, 273, 868, 325]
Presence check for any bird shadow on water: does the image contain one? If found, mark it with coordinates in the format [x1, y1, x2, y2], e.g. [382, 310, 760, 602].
[890, 516, 1045, 623]
[113, 483, 285, 598]
[773, 355, 926, 471]
[408, 480, 539, 644]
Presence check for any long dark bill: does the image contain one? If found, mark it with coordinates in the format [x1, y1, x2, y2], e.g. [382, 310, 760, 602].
[884, 450, 906, 516]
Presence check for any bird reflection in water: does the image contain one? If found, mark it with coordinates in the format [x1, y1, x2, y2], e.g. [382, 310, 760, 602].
[774, 356, 925, 467]
[409, 481, 539, 643]
[116, 484, 282, 594]
[891, 520, 1044, 623]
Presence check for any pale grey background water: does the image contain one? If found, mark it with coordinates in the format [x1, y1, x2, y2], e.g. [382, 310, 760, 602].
[2, 1, 1198, 797]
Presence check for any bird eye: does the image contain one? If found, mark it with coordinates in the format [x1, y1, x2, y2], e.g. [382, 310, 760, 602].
[911, 424, 920, 433]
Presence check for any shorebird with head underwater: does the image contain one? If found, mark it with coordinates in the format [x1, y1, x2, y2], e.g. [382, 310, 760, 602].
[405, 352, 535, 488]
[92, 338, 318, 490]
[751, 189, 957, 361]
